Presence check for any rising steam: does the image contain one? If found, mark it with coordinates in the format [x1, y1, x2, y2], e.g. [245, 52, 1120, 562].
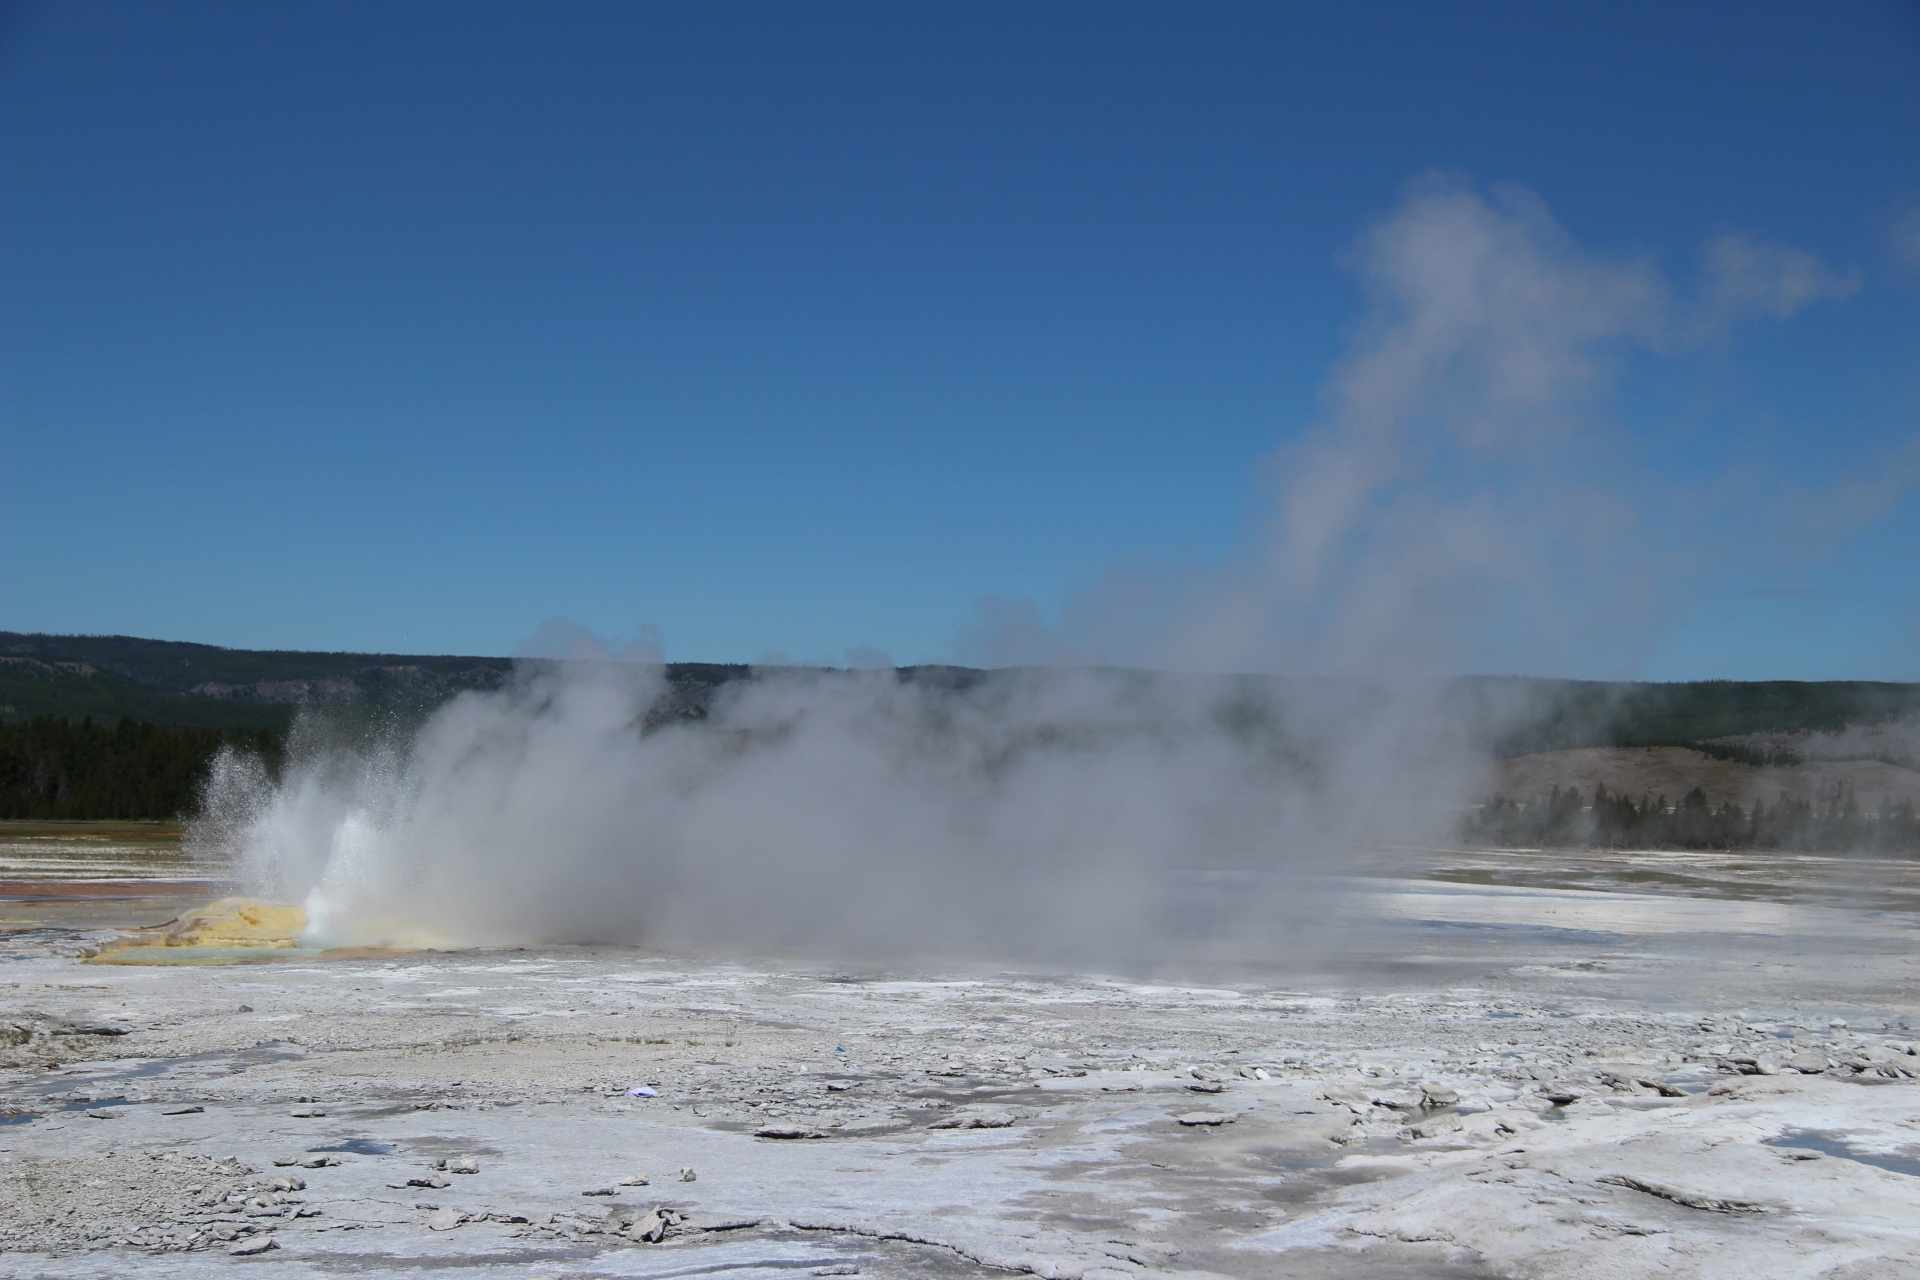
[189, 177, 1868, 964]
[194, 662, 1475, 963]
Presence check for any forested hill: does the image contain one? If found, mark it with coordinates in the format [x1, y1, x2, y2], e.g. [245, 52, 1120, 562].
[0, 632, 751, 820]
[0, 717, 281, 822]
[1445, 676, 1920, 759]
[0, 631, 767, 730]
[0, 632, 517, 729]
[0, 631, 1916, 823]
[5, 631, 1919, 746]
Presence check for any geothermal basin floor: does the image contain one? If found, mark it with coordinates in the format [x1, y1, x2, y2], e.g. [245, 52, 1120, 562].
[3, 845, 1920, 1279]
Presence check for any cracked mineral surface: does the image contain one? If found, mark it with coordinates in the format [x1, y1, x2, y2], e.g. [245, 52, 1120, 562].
[3, 843, 1919, 1278]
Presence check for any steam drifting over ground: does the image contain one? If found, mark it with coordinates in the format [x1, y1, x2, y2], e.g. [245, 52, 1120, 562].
[192, 662, 1481, 965]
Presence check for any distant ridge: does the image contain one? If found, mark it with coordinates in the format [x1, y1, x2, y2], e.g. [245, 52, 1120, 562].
[0, 631, 786, 729]
[1, 632, 1916, 751]
[1, 632, 1915, 825]
[0, 632, 515, 728]
[1442, 675, 1920, 759]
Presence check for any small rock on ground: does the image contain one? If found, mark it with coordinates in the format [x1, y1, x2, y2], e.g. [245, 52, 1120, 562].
[756, 1124, 828, 1139]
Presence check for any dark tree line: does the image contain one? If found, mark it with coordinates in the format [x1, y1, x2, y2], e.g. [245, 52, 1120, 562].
[0, 715, 281, 821]
[1466, 782, 1920, 854]
[1650, 738, 1803, 768]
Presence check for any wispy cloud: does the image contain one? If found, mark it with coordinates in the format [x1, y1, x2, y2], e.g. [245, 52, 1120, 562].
[1692, 232, 1859, 334]
[1891, 203, 1920, 268]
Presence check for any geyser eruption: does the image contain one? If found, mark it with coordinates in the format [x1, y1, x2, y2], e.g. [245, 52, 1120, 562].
[193, 661, 1476, 965]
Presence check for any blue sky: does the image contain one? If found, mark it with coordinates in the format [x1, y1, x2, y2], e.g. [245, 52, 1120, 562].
[3, 1, 1917, 678]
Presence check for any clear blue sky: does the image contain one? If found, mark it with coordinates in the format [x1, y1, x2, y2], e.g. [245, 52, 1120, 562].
[3, 1, 1917, 678]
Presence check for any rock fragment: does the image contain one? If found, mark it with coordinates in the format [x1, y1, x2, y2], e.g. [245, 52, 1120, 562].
[1318, 1087, 1371, 1113]
[756, 1123, 829, 1139]
[1369, 1090, 1421, 1111]
[1175, 1111, 1233, 1126]
[447, 1155, 480, 1174]
[427, 1207, 464, 1231]
[1600, 1173, 1769, 1214]
[625, 1206, 670, 1242]
[51, 1020, 130, 1037]
[929, 1106, 1026, 1129]
[229, 1234, 277, 1255]
[1404, 1114, 1463, 1140]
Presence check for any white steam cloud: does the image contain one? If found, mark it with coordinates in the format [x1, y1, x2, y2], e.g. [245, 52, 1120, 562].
[1695, 231, 1859, 329]
[195, 660, 1475, 965]
[192, 177, 1866, 966]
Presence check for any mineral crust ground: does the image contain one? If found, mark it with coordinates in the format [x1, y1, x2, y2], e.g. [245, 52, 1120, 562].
[3, 834, 1918, 1279]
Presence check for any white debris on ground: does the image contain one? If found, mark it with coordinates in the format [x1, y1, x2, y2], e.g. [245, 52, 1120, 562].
[2, 847, 1918, 1278]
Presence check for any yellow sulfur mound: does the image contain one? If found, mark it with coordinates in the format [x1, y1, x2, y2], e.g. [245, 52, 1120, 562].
[86, 897, 434, 964]
[158, 897, 306, 948]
